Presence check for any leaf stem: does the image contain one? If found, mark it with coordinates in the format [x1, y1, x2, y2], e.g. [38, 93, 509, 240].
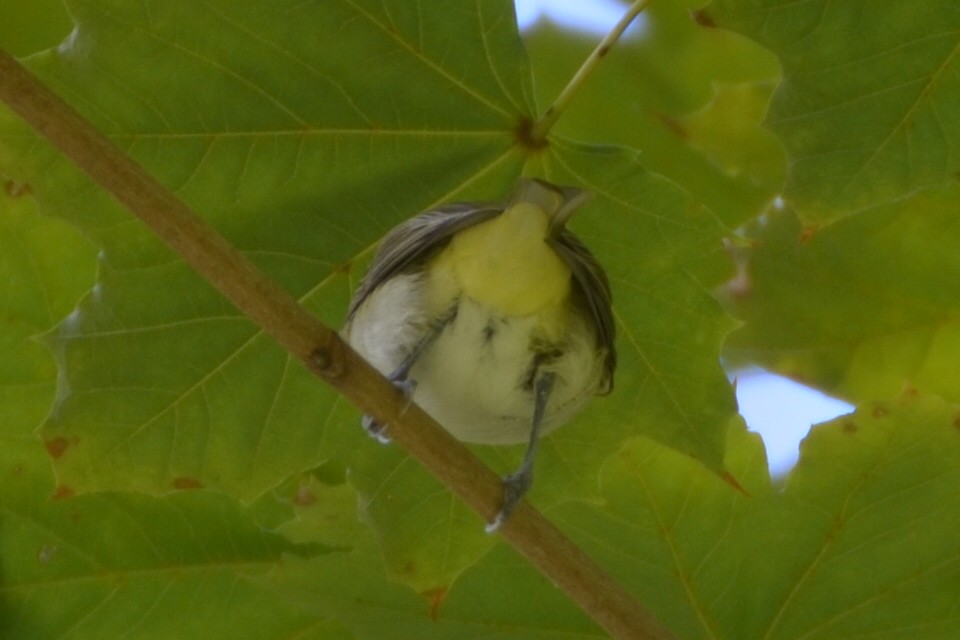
[0, 47, 675, 640]
[529, 0, 651, 143]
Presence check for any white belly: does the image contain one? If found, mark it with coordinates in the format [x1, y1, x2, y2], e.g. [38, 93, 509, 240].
[345, 274, 602, 444]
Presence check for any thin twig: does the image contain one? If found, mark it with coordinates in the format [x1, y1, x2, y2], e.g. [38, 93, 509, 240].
[0, 47, 675, 640]
[530, 0, 651, 143]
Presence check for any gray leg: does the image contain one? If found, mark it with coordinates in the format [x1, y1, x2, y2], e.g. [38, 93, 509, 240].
[486, 371, 556, 532]
[361, 306, 457, 443]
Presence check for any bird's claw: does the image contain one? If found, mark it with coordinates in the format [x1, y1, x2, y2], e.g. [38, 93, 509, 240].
[485, 468, 533, 533]
[360, 375, 417, 444]
[361, 414, 392, 444]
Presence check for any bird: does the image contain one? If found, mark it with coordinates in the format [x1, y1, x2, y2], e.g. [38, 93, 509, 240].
[343, 178, 615, 530]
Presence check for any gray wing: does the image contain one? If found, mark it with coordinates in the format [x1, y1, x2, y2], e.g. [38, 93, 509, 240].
[345, 203, 503, 321]
[550, 231, 616, 394]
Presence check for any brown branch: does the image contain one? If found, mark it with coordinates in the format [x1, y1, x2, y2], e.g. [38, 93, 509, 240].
[0, 48, 675, 640]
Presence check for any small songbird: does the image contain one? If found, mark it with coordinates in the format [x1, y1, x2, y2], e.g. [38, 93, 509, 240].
[343, 178, 615, 530]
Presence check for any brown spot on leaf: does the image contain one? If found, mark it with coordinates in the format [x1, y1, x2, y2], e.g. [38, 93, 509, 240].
[842, 420, 858, 434]
[172, 476, 203, 490]
[953, 413, 960, 431]
[871, 403, 889, 418]
[333, 260, 353, 275]
[653, 111, 688, 140]
[44, 437, 71, 459]
[799, 226, 819, 243]
[52, 485, 75, 500]
[424, 587, 448, 620]
[692, 9, 716, 27]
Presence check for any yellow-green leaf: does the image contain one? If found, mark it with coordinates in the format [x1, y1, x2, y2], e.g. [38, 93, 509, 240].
[725, 183, 960, 404]
[556, 393, 960, 638]
[708, 0, 960, 221]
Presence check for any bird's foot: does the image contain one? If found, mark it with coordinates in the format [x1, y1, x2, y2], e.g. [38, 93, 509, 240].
[360, 376, 417, 444]
[485, 466, 533, 533]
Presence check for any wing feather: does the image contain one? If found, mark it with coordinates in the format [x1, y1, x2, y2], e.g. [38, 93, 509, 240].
[346, 203, 503, 321]
[550, 231, 616, 393]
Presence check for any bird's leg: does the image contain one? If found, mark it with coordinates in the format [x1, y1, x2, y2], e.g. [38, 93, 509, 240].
[486, 371, 556, 532]
[361, 305, 458, 443]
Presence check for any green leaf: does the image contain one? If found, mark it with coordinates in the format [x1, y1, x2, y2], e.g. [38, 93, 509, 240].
[724, 183, 960, 404]
[257, 541, 604, 639]
[0, 224, 330, 637]
[349, 442, 493, 593]
[708, 0, 960, 221]
[679, 81, 786, 196]
[0, 437, 331, 639]
[556, 393, 960, 639]
[0, 181, 96, 446]
[270, 473, 366, 550]
[0, 0, 71, 57]
[734, 393, 960, 638]
[523, 0, 784, 231]
[2, 425, 600, 639]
